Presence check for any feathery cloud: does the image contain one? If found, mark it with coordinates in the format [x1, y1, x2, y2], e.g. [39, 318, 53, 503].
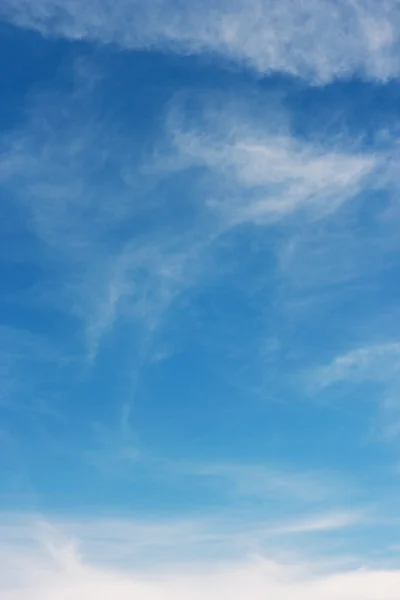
[165, 102, 379, 227]
[2, 0, 400, 83]
[272, 510, 365, 534]
[313, 343, 400, 390]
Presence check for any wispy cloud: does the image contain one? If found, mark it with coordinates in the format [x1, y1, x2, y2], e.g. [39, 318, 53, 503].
[1, 41, 399, 510]
[1, 67, 386, 371]
[178, 461, 341, 504]
[313, 343, 400, 390]
[272, 510, 365, 534]
[2, 5, 400, 591]
[2, 0, 400, 83]
[310, 342, 400, 438]
[0, 67, 208, 363]
[0, 84, 130, 360]
[1, 513, 400, 599]
[2, 64, 395, 464]
[165, 102, 379, 227]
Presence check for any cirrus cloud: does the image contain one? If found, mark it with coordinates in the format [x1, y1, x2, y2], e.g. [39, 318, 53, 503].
[1, 0, 400, 83]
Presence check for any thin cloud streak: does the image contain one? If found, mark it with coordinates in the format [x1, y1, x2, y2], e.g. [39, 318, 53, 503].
[166, 105, 378, 226]
[310, 342, 400, 439]
[312, 343, 400, 389]
[271, 510, 365, 534]
[0, 75, 208, 362]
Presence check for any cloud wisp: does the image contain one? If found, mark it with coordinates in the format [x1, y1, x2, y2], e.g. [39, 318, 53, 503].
[0, 73, 211, 364]
[271, 510, 365, 534]
[165, 102, 379, 228]
[2, 0, 400, 83]
[175, 460, 341, 504]
[313, 343, 400, 390]
[310, 342, 400, 438]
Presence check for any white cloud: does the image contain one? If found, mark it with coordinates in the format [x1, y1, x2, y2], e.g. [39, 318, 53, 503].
[2, 0, 400, 83]
[313, 343, 400, 390]
[167, 109, 377, 226]
[272, 510, 364, 534]
[0, 514, 400, 600]
[310, 343, 400, 438]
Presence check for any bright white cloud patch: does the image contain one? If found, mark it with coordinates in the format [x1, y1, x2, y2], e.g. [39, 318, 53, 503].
[0, 515, 400, 600]
[2, 0, 400, 82]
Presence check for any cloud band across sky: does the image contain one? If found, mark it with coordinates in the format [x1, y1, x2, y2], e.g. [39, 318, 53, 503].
[2, 0, 400, 82]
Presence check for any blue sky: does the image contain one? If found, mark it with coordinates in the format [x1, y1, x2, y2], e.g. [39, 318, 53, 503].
[1, 1, 400, 598]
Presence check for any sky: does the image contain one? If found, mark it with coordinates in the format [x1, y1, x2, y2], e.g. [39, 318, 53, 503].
[1, 0, 400, 598]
